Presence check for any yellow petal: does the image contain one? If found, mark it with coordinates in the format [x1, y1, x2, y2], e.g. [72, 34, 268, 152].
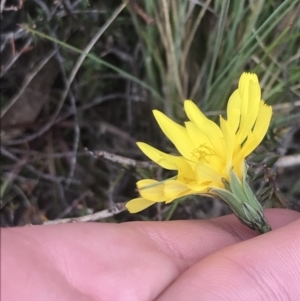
[237, 73, 261, 143]
[163, 180, 191, 200]
[153, 110, 195, 159]
[137, 142, 177, 170]
[232, 158, 245, 180]
[137, 142, 195, 182]
[251, 101, 272, 146]
[227, 90, 241, 133]
[242, 101, 272, 158]
[125, 198, 156, 213]
[185, 121, 214, 154]
[185, 121, 221, 164]
[174, 157, 196, 183]
[195, 162, 225, 187]
[186, 181, 210, 192]
[137, 179, 160, 189]
[184, 100, 225, 158]
[219, 116, 236, 169]
[137, 179, 165, 201]
[184, 100, 223, 138]
[238, 73, 259, 114]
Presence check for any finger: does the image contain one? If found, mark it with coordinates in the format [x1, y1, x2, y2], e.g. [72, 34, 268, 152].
[156, 213, 300, 301]
[2, 209, 299, 301]
[128, 208, 300, 270]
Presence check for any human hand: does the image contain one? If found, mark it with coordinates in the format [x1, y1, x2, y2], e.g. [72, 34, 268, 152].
[2, 209, 300, 301]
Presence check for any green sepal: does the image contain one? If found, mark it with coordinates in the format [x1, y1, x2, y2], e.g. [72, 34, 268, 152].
[221, 177, 231, 191]
[243, 179, 260, 208]
[242, 203, 272, 234]
[242, 163, 262, 208]
[211, 164, 272, 234]
[230, 167, 248, 204]
[211, 187, 244, 218]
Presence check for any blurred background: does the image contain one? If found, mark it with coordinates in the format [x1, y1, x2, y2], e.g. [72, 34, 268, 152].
[1, 0, 299, 227]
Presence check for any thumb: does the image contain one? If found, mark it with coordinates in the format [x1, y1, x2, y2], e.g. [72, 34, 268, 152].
[156, 213, 300, 301]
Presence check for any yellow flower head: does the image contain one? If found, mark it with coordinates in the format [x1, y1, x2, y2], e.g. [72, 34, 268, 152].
[126, 72, 272, 213]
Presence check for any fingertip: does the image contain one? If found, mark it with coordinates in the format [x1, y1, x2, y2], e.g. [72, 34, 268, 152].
[156, 209, 300, 301]
[211, 208, 300, 240]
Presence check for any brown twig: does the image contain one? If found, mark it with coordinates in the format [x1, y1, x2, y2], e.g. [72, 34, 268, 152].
[39, 202, 126, 225]
[85, 148, 155, 169]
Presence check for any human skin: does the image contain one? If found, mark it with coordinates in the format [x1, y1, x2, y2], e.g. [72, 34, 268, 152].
[2, 209, 300, 301]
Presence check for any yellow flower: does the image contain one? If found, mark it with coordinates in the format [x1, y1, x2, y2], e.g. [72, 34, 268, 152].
[126, 72, 272, 218]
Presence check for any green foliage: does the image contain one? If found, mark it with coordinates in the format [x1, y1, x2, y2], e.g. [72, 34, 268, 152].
[129, 0, 300, 117]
